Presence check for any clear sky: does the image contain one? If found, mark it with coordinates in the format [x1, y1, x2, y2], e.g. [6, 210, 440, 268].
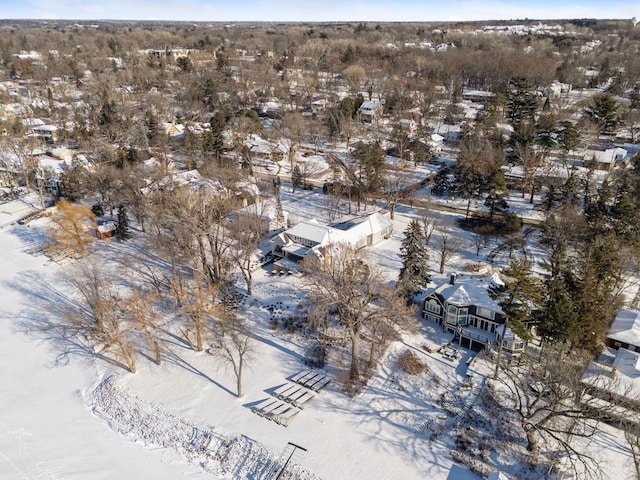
[0, 0, 637, 23]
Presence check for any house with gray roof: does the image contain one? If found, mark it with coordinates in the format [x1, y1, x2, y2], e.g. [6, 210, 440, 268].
[270, 211, 393, 263]
[421, 273, 527, 359]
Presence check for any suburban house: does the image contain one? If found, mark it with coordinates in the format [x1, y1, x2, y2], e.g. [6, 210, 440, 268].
[427, 133, 445, 153]
[434, 124, 462, 144]
[163, 121, 186, 139]
[31, 124, 59, 144]
[358, 100, 383, 123]
[95, 221, 116, 240]
[581, 308, 640, 417]
[270, 211, 393, 263]
[589, 147, 628, 171]
[310, 98, 329, 114]
[567, 147, 629, 171]
[149, 168, 260, 207]
[461, 88, 495, 103]
[606, 308, 640, 351]
[421, 273, 527, 359]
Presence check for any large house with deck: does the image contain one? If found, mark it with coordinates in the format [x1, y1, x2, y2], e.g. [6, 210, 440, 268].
[421, 273, 526, 359]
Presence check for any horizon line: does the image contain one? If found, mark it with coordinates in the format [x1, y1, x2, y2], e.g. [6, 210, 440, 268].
[0, 17, 630, 23]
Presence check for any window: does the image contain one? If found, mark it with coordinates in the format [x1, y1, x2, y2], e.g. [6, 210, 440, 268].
[425, 314, 441, 324]
[424, 300, 441, 314]
[458, 307, 468, 325]
[476, 307, 496, 320]
[446, 305, 458, 324]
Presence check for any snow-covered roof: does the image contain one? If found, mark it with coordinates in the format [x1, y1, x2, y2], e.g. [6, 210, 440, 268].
[276, 211, 393, 255]
[168, 169, 226, 194]
[583, 347, 640, 403]
[608, 309, 640, 347]
[359, 100, 381, 113]
[285, 219, 332, 245]
[22, 118, 45, 128]
[613, 347, 640, 375]
[163, 121, 185, 138]
[235, 178, 260, 199]
[570, 147, 629, 166]
[96, 222, 116, 234]
[37, 155, 69, 174]
[487, 472, 509, 480]
[330, 212, 393, 241]
[423, 274, 502, 313]
[51, 147, 74, 160]
[282, 243, 311, 258]
[32, 124, 58, 132]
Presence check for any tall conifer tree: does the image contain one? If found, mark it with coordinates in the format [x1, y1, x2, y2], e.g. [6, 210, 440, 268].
[398, 220, 430, 296]
[115, 204, 131, 240]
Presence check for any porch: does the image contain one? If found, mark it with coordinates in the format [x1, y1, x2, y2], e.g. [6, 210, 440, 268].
[454, 325, 496, 351]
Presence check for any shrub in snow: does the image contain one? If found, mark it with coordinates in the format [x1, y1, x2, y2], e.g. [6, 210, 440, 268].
[397, 349, 429, 375]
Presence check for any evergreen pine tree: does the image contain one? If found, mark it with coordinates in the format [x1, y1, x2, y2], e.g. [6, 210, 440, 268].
[398, 220, 430, 296]
[571, 234, 625, 355]
[489, 257, 542, 340]
[537, 244, 580, 345]
[274, 182, 285, 230]
[115, 204, 131, 240]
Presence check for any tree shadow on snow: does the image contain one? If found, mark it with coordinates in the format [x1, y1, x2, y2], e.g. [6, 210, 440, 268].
[5, 270, 130, 371]
[160, 347, 237, 397]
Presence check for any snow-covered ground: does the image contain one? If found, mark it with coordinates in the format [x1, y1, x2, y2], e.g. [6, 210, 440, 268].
[0, 188, 636, 479]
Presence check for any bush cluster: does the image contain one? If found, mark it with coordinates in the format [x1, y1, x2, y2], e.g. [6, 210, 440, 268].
[397, 349, 429, 375]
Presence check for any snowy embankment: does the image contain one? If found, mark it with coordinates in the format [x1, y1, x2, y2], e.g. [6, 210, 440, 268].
[86, 375, 320, 480]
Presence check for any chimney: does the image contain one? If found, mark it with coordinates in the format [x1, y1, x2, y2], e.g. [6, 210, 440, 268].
[449, 273, 457, 285]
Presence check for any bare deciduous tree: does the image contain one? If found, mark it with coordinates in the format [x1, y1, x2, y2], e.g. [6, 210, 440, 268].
[126, 286, 162, 365]
[63, 260, 136, 373]
[181, 273, 214, 352]
[302, 244, 415, 391]
[421, 202, 440, 247]
[490, 345, 636, 479]
[383, 163, 414, 220]
[228, 207, 265, 296]
[433, 220, 462, 274]
[0, 135, 40, 195]
[209, 310, 254, 398]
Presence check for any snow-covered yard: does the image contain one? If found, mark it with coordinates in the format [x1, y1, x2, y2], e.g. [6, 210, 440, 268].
[0, 189, 636, 479]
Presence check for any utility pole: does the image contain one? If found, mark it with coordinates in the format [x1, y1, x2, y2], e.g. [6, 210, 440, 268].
[275, 442, 307, 480]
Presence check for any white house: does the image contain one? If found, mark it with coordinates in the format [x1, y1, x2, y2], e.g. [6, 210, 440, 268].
[32, 124, 59, 144]
[358, 100, 383, 123]
[606, 308, 640, 351]
[310, 98, 329, 114]
[589, 147, 628, 171]
[427, 133, 445, 153]
[270, 211, 393, 263]
[579, 308, 640, 424]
